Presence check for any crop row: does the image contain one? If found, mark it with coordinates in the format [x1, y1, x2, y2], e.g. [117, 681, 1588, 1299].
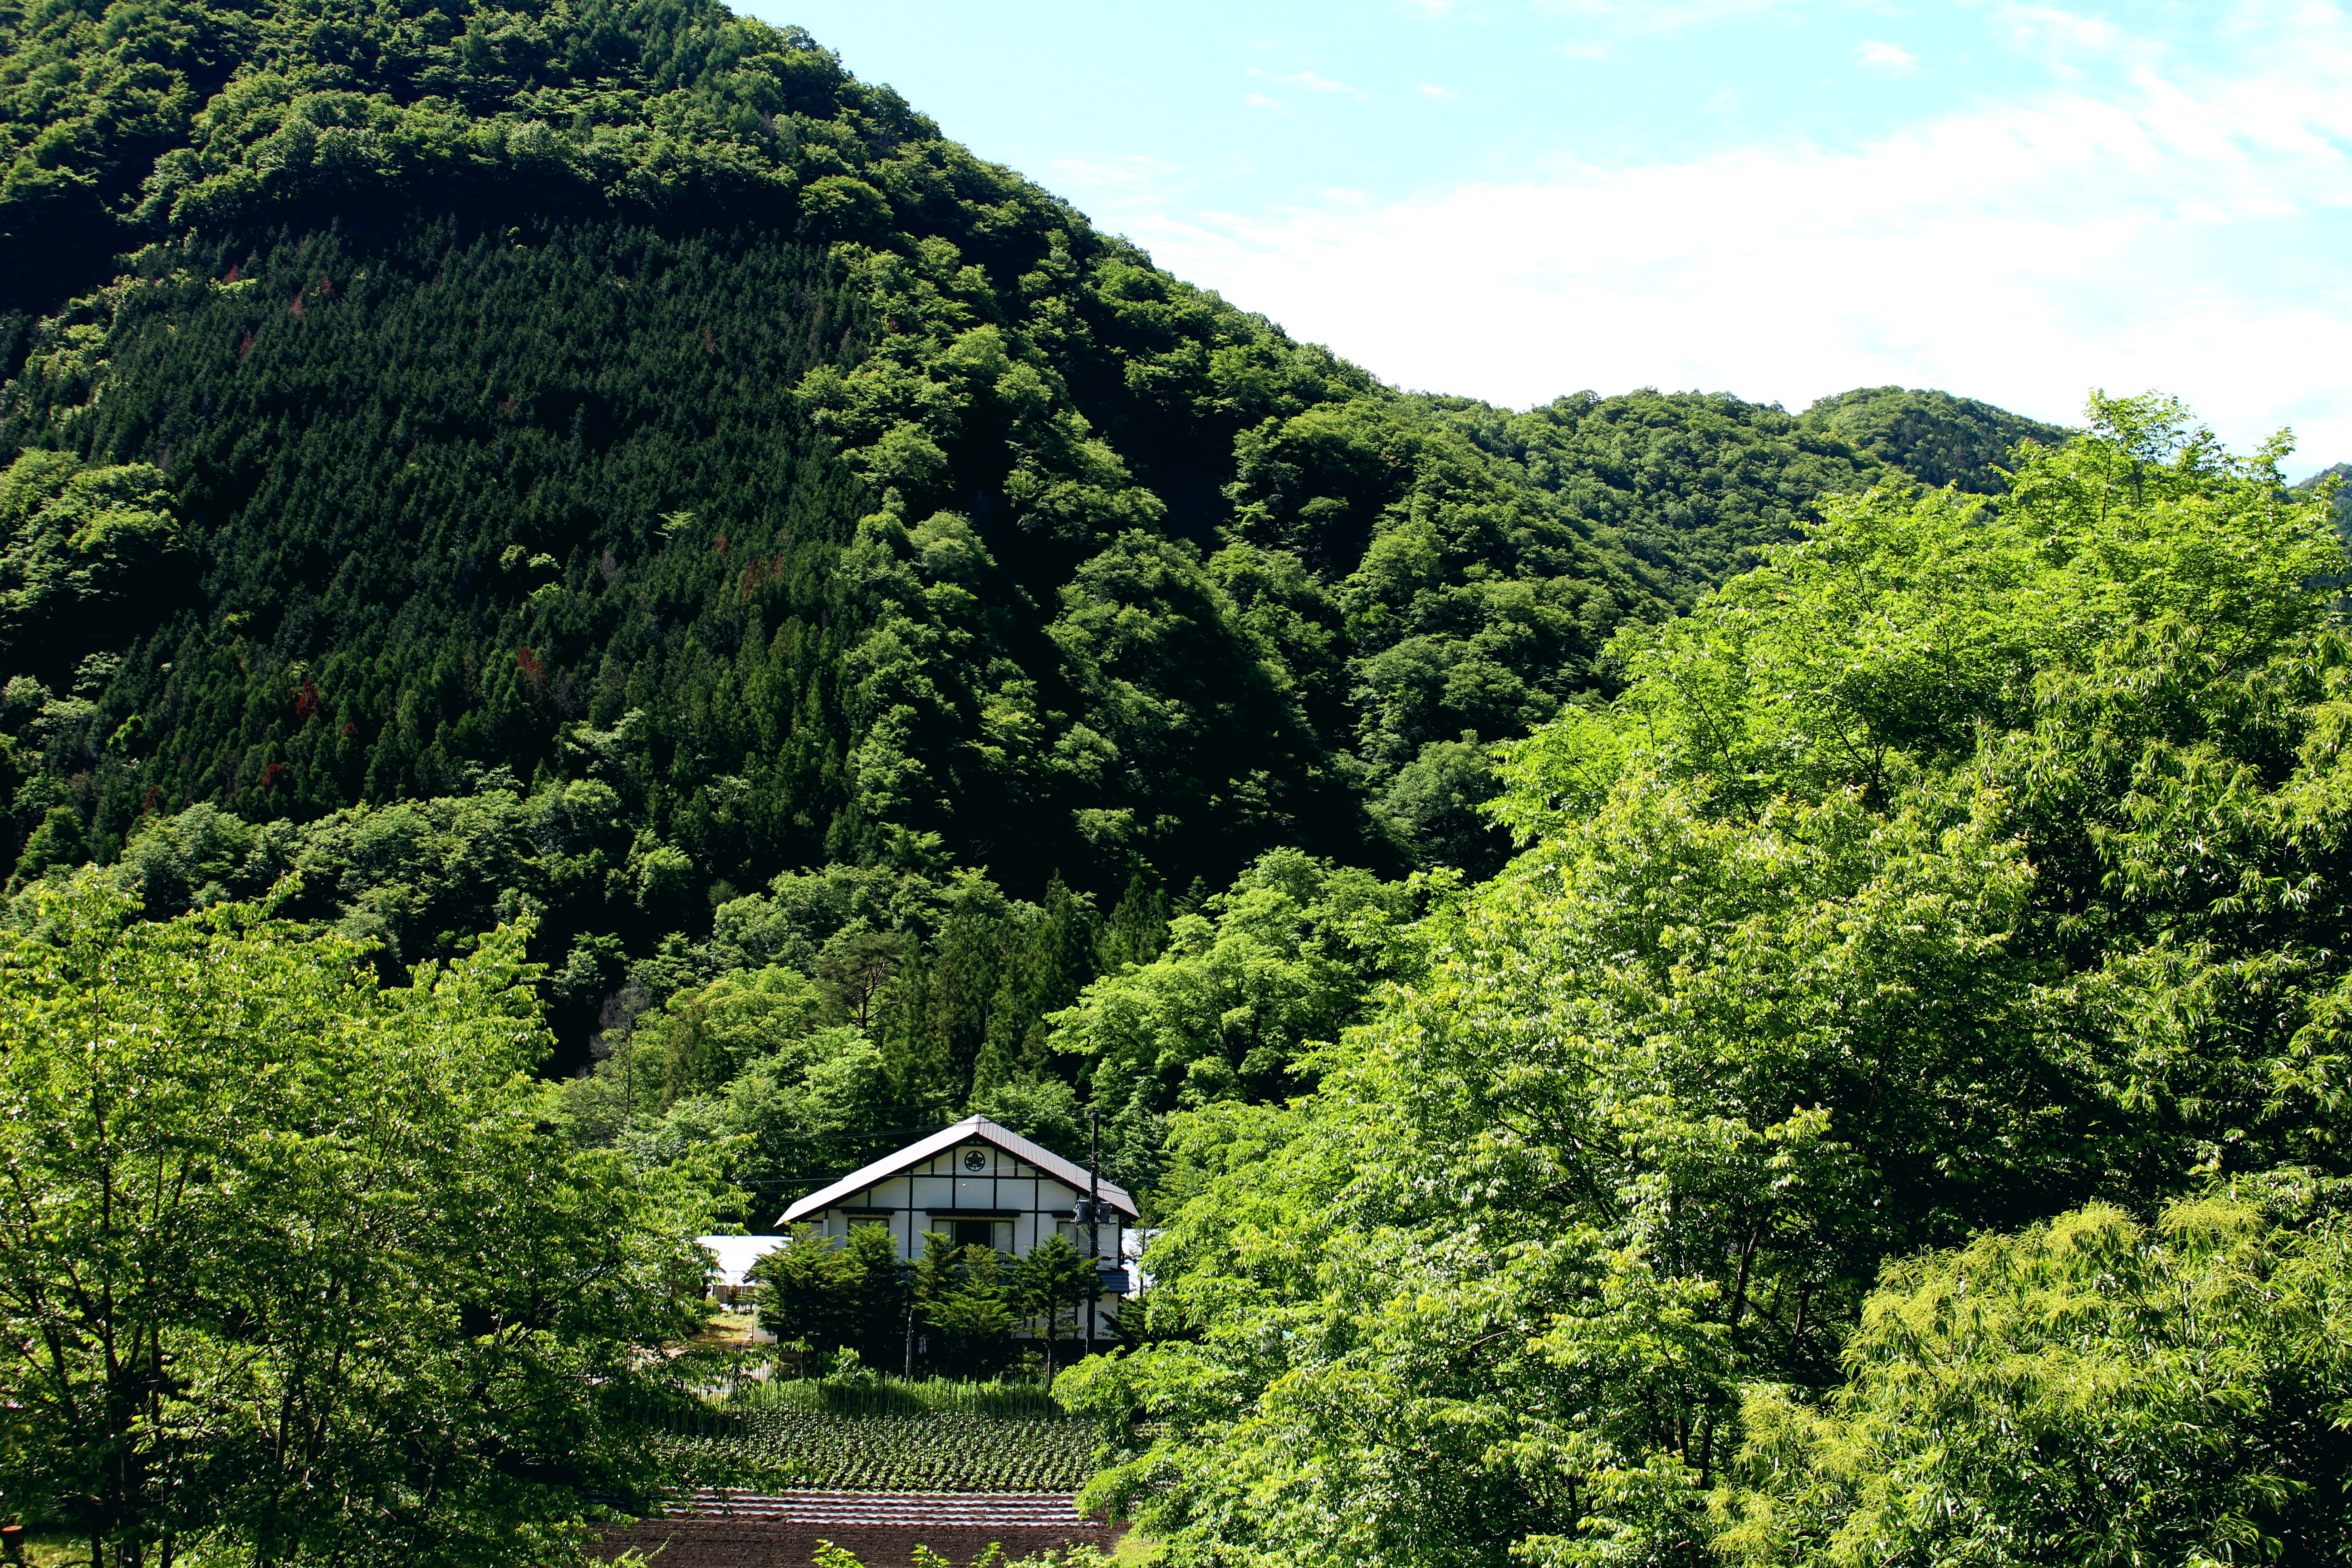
[659, 1409, 1100, 1494]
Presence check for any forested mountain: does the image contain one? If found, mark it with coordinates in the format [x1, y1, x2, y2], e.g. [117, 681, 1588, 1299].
[0, 0, 2085, 1201]
[2295, 458, 2351, 537]
[0, 0, 2058, 1106]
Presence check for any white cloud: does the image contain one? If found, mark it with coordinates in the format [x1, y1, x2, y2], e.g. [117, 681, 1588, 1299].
[1561, 39, 1611, 59]
[1240, 92, 1282, 108]
[1854, 39, 1919, 74]
[1083, 5, 2352, 470]
[1416, 83, 1460, 99]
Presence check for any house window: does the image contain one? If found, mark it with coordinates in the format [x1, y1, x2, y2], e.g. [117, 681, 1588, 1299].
[955, 1220, 1012, 1251]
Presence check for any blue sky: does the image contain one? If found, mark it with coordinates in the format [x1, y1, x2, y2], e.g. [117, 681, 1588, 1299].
[741, 1, 2352, 471]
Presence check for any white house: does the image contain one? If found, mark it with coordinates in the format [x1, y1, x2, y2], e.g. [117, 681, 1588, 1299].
[778, 1114, 1139, 1340]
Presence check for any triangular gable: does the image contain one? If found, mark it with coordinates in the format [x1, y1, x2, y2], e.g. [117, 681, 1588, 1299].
[778, 1114, 1138, 1225]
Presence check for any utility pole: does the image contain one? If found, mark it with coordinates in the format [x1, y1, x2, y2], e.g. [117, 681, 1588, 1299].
[903, 1284, 917, 1380]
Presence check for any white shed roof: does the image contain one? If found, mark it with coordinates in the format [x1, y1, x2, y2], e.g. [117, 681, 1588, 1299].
[779, 1114, 1137, 1225]
[698, 1234, 788, 1287]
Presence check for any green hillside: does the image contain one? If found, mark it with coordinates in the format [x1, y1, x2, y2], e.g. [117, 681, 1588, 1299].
[0, 0, 2065, 1159]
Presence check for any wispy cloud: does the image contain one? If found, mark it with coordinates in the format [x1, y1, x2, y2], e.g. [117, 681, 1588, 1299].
[1278, 69, 1368, 97]
[1096, 5, 2352, 468]
[1049, 152, 1185, 191]
[1416, 84, 1460, 99]
[1854, 39, 1919, 74]
[1993, 3, 2127, 57]
[1543, 0, 1797, 26]
[1535, 0, 1811, 38]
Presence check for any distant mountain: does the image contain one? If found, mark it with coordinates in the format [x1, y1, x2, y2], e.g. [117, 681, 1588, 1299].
[1803, 385, 2071, 494]
[2295, 461, 2352, 537]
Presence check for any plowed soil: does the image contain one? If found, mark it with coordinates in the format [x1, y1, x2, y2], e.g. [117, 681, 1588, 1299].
[596, 1517, 1119, 1566]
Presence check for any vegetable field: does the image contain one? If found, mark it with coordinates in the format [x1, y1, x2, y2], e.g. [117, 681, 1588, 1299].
[660, 1408, 1099, 1493]
[741, 1373, 1068, 1419]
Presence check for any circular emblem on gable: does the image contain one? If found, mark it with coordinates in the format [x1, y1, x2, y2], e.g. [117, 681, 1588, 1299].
[962, 1148, 988, 1173]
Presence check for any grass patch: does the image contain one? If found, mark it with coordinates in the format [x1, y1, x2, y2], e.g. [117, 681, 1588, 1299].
[731, 1372, 1068, 1420]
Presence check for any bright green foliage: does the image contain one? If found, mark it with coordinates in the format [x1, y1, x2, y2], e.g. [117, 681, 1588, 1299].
[639, 962, 825, 1105]
[813, 1544, 1112, 1568]
[0, 883, 716, 1565]
[541, 862, 1152, 1224]
[1714, 1184, 2352, 1568]
[750, 1222, 856, 1352]
[2293, 460, 2351, 543]
[743, 1371, 1068, 1418]
[1050, 848, 1423, 1192]
[1066, 396, 2352, 1567]
[0, 448, 187, 670]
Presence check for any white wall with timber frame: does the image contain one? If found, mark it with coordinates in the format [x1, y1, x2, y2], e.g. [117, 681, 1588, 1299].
[779, 1114, 1139, 1334]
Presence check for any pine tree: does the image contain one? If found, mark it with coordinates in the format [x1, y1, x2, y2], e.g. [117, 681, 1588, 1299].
[1097, 872, 1171, 973]
[973, 877, 1098, 1093]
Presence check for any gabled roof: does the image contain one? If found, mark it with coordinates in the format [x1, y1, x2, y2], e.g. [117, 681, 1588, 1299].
[779, 1114, 1138, 1225]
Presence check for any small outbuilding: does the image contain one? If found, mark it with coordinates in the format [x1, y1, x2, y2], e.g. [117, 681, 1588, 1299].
[698, 1234, 787, 1308]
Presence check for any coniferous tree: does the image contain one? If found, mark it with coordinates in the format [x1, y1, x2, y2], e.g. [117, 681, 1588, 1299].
[1096, 872, 1171, 973]
[974, 876, 1098, 1093]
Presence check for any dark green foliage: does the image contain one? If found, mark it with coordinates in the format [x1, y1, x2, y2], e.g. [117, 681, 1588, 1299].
[0, 0, 884, 315]
[1417, 388, 1901, 606]
[1372, 731, 1509, 878]
[2, 0, 2065, 929]
[4, 218, 864, 872]
[750, 1221, 908, 1370]
[913, 1231, 1020, 1380]
[1801, 383, 2072, 493]
[1014, 1235, 1096, 1380]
